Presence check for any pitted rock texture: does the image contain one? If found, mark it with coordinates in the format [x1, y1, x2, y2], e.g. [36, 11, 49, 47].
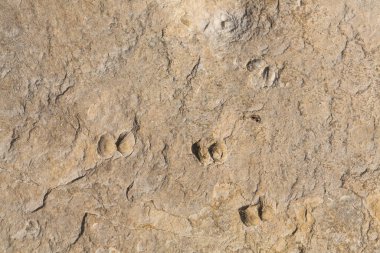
[0, 0, 380, 252]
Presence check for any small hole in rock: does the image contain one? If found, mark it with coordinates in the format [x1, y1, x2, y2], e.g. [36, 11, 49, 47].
[251, 115, 261, 123]
[115, 132, 127, 147]
[238, 205, 250, 226]
[208, 142, 217, 156]
[262, 66, 270, 80]
[191, 141, 202, 161]
[257, 201, 263, 220]
[221, 20, 226, 29]
[246, 59, 259, 72]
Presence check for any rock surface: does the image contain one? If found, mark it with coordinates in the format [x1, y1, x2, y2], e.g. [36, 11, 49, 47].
[0, 0, 379, 252]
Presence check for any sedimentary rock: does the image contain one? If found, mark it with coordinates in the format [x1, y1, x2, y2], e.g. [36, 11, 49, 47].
[0, 0, 379, 252]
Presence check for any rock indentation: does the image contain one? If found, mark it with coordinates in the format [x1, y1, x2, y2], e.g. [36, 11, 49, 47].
[97, 133, 116, 158]
[239, 197, 274, 226]
[116, 132, 136, 157]
[209, 141, 228, 164]
[247, 59, 278, 88]
[12, 220, 41, 240]
[192, 138, 228, 165]
[239, 204, 262, 227]
[192, 139, 213, 166]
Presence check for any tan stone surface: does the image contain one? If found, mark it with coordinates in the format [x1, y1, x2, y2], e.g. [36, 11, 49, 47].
[0, 0, 380, 252]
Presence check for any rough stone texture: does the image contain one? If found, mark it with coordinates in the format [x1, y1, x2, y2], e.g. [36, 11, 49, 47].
[0, 0, 379, 252]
